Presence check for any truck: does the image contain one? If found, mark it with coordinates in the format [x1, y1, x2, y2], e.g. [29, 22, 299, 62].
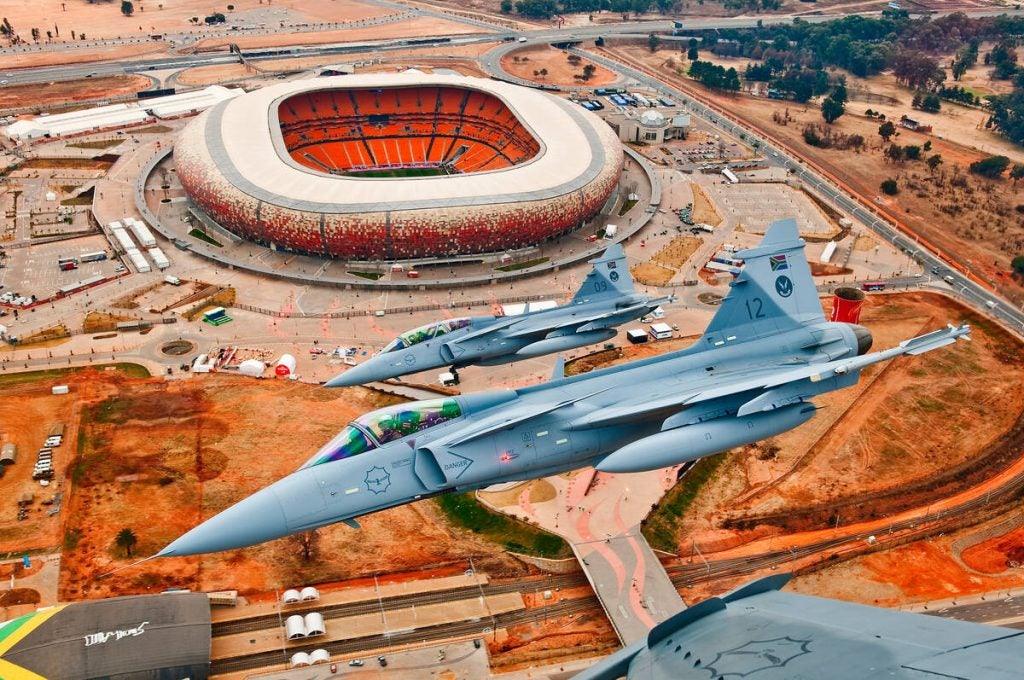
[164, 275, 182, 286]
[604, 224, 618, 240]
[80, 251, 107, 263]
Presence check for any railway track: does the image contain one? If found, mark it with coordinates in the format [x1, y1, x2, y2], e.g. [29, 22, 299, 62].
[210, 595, 599, 674]
[211, 572, 589, 636]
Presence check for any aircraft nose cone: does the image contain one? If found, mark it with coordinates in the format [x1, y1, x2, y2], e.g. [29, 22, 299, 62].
[157, 484, 290, 557]
[325, 361, 380, 388]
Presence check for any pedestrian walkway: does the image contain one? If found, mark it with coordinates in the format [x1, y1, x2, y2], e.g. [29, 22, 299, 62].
[478, 467, 686, 645]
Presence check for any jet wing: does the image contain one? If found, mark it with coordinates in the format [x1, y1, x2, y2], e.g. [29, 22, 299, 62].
[504, 296, 675, 339]
[569, 323, 971, 430]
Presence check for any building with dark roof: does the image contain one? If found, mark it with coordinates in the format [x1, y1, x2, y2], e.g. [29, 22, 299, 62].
[0, 592, 210, 679]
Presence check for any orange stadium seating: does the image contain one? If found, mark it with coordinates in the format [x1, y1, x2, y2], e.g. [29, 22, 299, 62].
[275, 85, 540, 176]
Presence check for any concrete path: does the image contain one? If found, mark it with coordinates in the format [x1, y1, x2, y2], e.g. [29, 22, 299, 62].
[480, 467, 686, 645]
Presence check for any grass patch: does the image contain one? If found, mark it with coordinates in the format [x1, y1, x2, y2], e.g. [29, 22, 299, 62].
[188, 228, 223, 247]
[134, 125, 174, 134]
[435, 492, 571, 559]
[618, 198, 639, 215]
[63, 528, 82, 551]
[496, 257, 549, 272]
[642, 454, 728, 553]
[349, 270, 383, 280]
[345, 167, 448, 178]
[67, 139, 124, 150]
[0, 363, 150, 388]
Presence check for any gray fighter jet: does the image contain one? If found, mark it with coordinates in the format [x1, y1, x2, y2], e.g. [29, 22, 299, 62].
[326, 244, 672, 387]
[573, 574, 1024, 680]
[159, 219, 969, 556]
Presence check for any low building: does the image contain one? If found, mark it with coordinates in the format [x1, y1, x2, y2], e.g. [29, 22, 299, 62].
[0, 443, 15, 465]
[606, 109, 690, 144]
[0, 593, 211, 679]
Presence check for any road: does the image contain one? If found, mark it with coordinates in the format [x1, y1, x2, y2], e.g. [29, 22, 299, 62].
[566, 46, 1024, 335]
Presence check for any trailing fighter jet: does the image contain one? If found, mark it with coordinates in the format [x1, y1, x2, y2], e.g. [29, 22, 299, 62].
[159, 219, 969, 556]
[326, 244, 672, 386]
[573, 574, 1024, 680]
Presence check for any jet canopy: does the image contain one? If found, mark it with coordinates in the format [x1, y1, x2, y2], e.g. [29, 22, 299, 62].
[381, 318, 470, 353]
[300, 398, 463, 468]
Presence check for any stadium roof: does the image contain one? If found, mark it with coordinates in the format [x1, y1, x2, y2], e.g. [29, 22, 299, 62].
[195, 72, 618, 213]
[0, 593, 211, 679]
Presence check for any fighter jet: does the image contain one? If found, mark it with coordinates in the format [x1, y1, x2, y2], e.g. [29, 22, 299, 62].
[326, 244, 672, 387]
[159, 219, 970, 556]
[574, 574, 1024, 680]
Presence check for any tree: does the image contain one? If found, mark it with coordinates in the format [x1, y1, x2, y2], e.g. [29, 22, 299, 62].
[1012, 254, 1024, 275]
[115, 528, 138, 558]
[830, 81, 848, 105]
[927, 154, 943, 172]
[880, 178, 899, 195]
[878, 120, 896, 142]
[919, 92, 941, 113]
[539, 67, 548, 79]
[969, 154, 1010, 178]
[687, 46, 698, 61]
[904, 144, 921, 160]
[121, 1, 134, 16]
[500, 0, 513, 12]
[30, 27, 39, 41]
[290, 530, 320, 562]
[821, 96, 845, 124]
[581, 63, 596, 81]
[647, 33, 660, 53]
[1012, 163, 1024, 184]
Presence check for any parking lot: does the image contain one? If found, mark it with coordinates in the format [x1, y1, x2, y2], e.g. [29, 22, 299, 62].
[709, 182, 839, 238]
[0, 235, 123, 307]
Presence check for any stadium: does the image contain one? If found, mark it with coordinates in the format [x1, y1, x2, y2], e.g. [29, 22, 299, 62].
[174, 72, 624, 261]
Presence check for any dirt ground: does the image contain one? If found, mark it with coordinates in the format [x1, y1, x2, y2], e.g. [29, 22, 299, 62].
[690, 183, 721, 226]
[56, 373, 531, 601]
[0, 0, 389, 45]
[961, 525, 1024, 573]
[499, 45, 617, 88]
[0, 380, 82, 553]
[0, 75, 152, 111]
[610, 46, 1024, 304]
[791, 526, 1024, 607]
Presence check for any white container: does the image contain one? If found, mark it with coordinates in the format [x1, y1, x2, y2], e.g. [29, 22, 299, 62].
[52, 385, 69, 395]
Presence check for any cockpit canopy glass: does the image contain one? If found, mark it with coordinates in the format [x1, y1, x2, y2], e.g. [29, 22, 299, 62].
[300, 425, 375, 469]
[299, 397, 463, 468]
[355, 398, 463, 445]
[381, 318, 470, 353]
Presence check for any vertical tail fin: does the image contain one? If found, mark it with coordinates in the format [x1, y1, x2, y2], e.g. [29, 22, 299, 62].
[702, 218, 824, 346]
[571, 244, 637, 304]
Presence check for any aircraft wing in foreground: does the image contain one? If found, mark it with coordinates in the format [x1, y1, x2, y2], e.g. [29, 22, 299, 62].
[159, 219, 969, 556]
[573, 574, 1024, 680]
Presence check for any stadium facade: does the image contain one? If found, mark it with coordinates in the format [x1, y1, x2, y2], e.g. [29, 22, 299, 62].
[175, 73, 624, 260]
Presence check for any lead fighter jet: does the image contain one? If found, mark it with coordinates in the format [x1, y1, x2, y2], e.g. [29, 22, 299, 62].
[327, 244, 672, 386]
[160, 219, 970, 556]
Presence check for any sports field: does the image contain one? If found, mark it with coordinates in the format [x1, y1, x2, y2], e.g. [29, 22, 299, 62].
[345, 167, 449, 178]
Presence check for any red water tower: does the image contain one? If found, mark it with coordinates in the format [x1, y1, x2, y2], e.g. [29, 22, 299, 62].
[831, 287, 866, 324]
